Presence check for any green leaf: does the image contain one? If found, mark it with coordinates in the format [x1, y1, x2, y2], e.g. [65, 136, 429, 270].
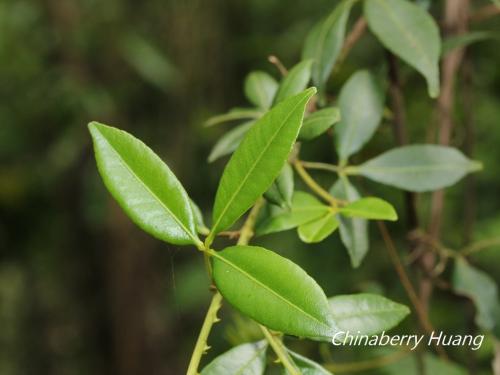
[190, 199, 209, 235]
[302, 0, 355, 89]
[442, 31, 498, 56]
[329, 294, 409, 336]
[331, 179, 368, 268]
[274, 60, 313, 104]
[210, 88, 316, 237]
[364, 0, 441, 98]
[208, 121, 253, 163]
[244, 71, 278, 110]
[299, 107, 340, 141]
[256, 191, 330, 236]
[284, 350, 332, 375]
[205, 108, 262, 127]
[212, 245, 337, 341]
[452, 257, 499, 330]
[200, 340, 267, 375]
[354, 145, 482, 192]
[298, 212, 339, 244]
[264, 163, 294, 208]
[88, 122, 200, 246]
[334, 70, 385, 161]
[339, 197, 397, 221]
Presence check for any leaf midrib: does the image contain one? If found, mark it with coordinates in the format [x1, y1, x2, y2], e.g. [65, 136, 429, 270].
[98, 131, 198, 244]
[212, 95, 308, 233]
[332, 306, 408, 320]
[214, 251, 332, 334]
[360, 162, 472, 174]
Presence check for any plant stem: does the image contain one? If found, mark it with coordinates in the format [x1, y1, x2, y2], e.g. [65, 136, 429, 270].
[186, 291, 223, 375]
[260, 326, 301, 375]
[237, 197, 265, 245]
[461, 237, 500, 256]
[299, 160, 340, 174]
[293, 160, 338, 208]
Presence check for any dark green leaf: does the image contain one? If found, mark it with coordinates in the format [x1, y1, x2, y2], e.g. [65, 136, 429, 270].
[298, 212, 339, 243]
[302, 0, 355, 89]
[452, 257, 499, 330]
[205, 108, 263, 127]
[329, 294, 409, 336]
[442, 31, 498, 56]
[299, 107, 340, 141]
[88, 122, 200, 246]
[284, 350, 332, 375]
[212, 245, 337, 341]
[208, 121, 253, 163]
[354, 145, 482, 192]
[264, 163, 294, 208]
[339, 197, 397, 221]
[274, 60, 313, 104]
[210, 88, 316, 237]
[201, 340, 267, 375]
[331, 179, 368, 268]
[256, 192, 330, 236]
[244, 71, 278, 110]
[334, 70, 385, 161]
[364, 0, 441, 97]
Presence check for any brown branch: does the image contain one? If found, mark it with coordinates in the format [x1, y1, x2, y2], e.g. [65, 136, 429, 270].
[332, 17, 367, 74]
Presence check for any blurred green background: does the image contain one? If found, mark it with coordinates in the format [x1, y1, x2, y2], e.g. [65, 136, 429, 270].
[1, 0, 500, 374]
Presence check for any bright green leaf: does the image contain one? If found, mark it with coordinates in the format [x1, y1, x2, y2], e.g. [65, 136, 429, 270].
[298, 212, 339, 243]
[334, 70, 385, 161]
[331, 179, 369, 268]
[329, 293, 409, 336]
[205, 108, 262, 127]
[284, 350, 332, 375]
[302, 0, 355, 90]
[256, 192, 330, 236]
[244, 71, 278, 110]
[210, 88, 316, 237]
[208, 121, 253, 163]
[88, 122, 200, 246]
[299, 107, 340, 141]
[452, 257, 499, 330]
[364, 0, 441, 97]
[201, 340, 267, 375]
[264, 163, 294, 208]
[339, 197, 397, 221]
[274, 60, 313, 104]
[353, 145, 482, 192]
[212, 245, 337, 341]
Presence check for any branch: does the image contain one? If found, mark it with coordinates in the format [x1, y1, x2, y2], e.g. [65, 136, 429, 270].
[293, 160, 339, 207]
[261, 326, 301, 375]
[332, 17, 367, 74]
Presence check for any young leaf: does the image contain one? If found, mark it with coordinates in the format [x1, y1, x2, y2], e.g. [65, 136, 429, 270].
[452, 257, 499, 330]
[264, 163, 294, 208]
[298, 212, 339, 244]
[210, 88, 316, 237]
[256, 191, 330, 236]
[190, 199, 209, 235]
[205, 108, 262, 127]
[274, 60, 313, 104]
[285, 350, 332, 375]
[330, 179, 369, 268]
[299, 107, 340, 141]
[212, 245, 337, 341]
[201, 340, 267, 375]
[88, 122, 200, 247]
[334, 70, 385, 161]
[339, 197, 397, 221]
[302, 0, 355, 89]
[208, 121, 253, 163]
[244, 71, 278, 110]
[364, 0, 441, 98]
[329, 294, 409, 336]
[353, 145, 482, 192]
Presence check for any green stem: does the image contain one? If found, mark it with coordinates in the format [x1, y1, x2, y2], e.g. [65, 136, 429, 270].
[461, 237, 500, 256]
[293, 160, 339, 208]
[299, 160, 340, 173]
[260, 326, 301, 375]
[237, 197, 265, 245]
[186, 291, 223, 375]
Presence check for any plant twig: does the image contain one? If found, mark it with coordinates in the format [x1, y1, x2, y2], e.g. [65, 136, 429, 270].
[293, 160, 338, 207]
[268, 55, 288, 76]
[261, 326, 301, 375]
[237, 198, 265, 245]
[299, 160, 340, 173]
[332, 17, 367, 74]
[186, 291, 223, 375]
[461, 237, 500, 256]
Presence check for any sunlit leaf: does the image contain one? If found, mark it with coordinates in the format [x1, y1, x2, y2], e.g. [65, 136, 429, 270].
[298, 212, 339, 243]
[339, 197, 397, 221]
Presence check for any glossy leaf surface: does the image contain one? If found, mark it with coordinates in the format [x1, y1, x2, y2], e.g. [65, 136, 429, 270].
[284, 350, 332, 375]
[364, 0, 441, 97]
[355, 145, 481, 192]
[201, 341, 267, 375]
[298, 212, 339, 244]
[88, 122, 199, 246]
[212, 245, 337, 341]
[211, 88, 316, 236]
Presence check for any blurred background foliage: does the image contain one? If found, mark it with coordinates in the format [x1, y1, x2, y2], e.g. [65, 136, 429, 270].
[1, 0, 500, 374]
